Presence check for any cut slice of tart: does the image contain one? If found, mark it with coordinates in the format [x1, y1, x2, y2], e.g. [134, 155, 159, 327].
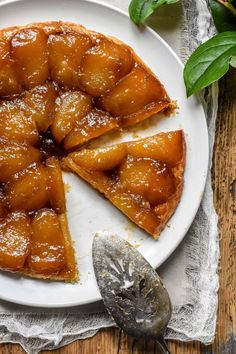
[63, 130, 186, 239]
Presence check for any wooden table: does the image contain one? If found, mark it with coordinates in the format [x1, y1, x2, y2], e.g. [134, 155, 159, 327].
[0, 73, 235, 354]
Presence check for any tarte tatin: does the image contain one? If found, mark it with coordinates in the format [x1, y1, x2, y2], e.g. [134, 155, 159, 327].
[0, 21, 184, 282]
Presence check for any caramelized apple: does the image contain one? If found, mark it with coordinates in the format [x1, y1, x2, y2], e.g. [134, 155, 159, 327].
[127, 131, 184, 166]
[5, 163, 49, 212]
[78, 39, 133, 96]
[64, 108, 119, 151]
[48, 32, 93, 88]
[0, 138, 41, 182]
[70, 145, 127, 170]
[119, 157, 175, 205]
[0, 211, 31, 269]
[24, 83, 57, 132]
[51, 91, 92, 143]
[0, 99, 39, 145]
[28, 208, 65, 273]
[46, 157, 66, 214]
[98, 64, 169, 116]
[11, 28, 49, 89]
[0, 190, 5, 217]
[110, 192, 161, 235]
[0, 39, 21, 96]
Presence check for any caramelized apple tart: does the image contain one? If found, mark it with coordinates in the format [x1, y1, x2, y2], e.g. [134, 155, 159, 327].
[0, 21, 184, 281]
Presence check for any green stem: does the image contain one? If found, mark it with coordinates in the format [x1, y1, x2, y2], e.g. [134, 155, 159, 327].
[224, 2, 236, 17]
[217, 0, 236, 17]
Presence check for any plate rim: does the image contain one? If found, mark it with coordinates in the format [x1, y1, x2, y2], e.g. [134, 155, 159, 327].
[0, 0, 209, 308]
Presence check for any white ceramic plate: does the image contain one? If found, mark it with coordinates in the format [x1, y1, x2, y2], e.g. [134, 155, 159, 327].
[0, 0, 208, 308]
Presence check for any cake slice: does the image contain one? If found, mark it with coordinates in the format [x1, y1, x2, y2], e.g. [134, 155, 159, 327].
[63, 131, 185, 238]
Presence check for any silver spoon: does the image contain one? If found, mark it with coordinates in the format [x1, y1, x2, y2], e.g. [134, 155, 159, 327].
[92, 233, 172, 353]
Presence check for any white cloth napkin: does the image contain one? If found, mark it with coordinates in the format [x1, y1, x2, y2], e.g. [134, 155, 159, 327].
[0, 0, 219, 353]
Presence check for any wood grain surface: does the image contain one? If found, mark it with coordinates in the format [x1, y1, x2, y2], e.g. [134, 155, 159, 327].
[0, 73, 235, 354]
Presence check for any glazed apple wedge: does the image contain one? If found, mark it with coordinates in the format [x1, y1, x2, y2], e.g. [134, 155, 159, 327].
[27, 209, 66, 275]
[0, 211, 31, 270]
[78, 39, 133, 96]
[11, 28, 49, 89]
[0, 38, 21, 96]
[51, 90, 92, 144]
[0, 138, 42, 182]
[0, 99, 39, 145]
[48, 32, 93, 88]
[23, 83, 57, 132]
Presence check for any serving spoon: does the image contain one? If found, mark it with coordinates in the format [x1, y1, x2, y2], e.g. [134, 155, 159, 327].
[92, 232, 172, 353]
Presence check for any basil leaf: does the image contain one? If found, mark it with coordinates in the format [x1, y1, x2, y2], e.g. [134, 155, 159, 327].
[184, 32, 236, 97]
[129, 0, 179, 25]
[209, 0, 236, 32]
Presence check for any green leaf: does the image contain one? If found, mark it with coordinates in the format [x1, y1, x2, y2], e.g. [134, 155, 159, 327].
[230, 55, 236, 67]
[129, 0, 179, 25]
[184, 32, 236, 97]
[209, 0, 236, 32]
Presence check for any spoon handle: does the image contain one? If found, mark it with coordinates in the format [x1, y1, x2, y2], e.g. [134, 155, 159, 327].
[155, 337, 171, 354]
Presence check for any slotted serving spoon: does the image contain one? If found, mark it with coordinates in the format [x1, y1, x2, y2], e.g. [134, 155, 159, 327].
[92, 232, 172, 353]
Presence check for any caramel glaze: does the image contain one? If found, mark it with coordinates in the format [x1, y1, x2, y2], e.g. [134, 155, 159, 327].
[39, 130, 66, 160]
